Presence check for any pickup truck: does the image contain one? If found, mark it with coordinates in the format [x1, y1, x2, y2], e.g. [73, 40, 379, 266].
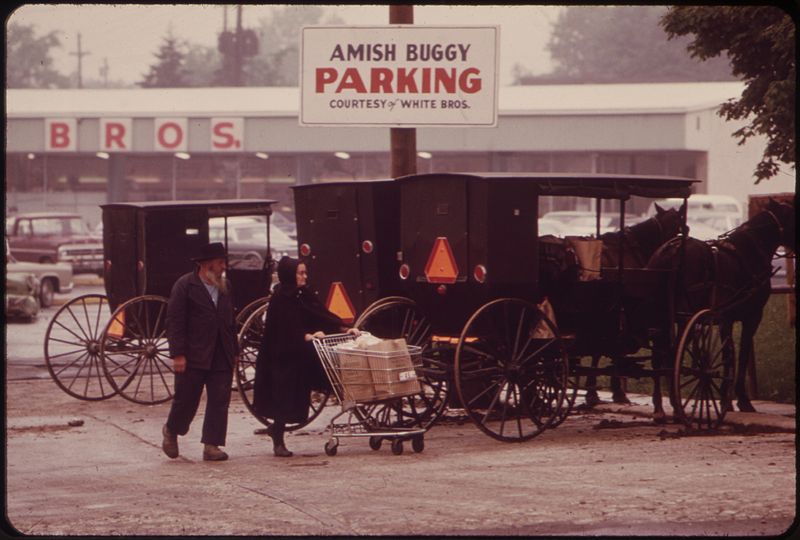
[6, 212, 104, 275]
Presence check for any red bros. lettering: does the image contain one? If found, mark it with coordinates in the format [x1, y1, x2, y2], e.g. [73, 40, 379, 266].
[50, 122, 71, 149]
[315, 67, 482, 94]
[212, 122, 237, 149]
[157, 122, 183, 149]
[105, 123, 127, 149]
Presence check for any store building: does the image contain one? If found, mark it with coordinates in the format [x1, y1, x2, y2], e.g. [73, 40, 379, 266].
[6, 82, 793, 227]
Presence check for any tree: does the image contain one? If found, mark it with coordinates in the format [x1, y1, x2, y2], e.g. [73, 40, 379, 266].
[661, 6, 795, 182]
[7, 22, 70, 88]
[139, 29, 190, 88]
[531, 6, 735, 84]
[184, 44, 221, 87]
[248, 6, 344, 86]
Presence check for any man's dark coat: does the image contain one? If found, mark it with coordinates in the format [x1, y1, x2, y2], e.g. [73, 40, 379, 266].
[167, 270, 238, 369]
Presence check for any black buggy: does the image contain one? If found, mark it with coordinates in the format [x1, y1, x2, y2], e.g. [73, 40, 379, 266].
[236, 172, 734, 444]
[43, 199, 280, 405]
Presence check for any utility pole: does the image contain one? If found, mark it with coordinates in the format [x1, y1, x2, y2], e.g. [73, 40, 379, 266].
[233, 5, 243, 86]
[70, 33, 91, 89]
[99, 58, 109, 88]
[389, 5, 417, 178]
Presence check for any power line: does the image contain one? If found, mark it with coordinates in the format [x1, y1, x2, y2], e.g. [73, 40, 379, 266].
[69, 33, 91, 89]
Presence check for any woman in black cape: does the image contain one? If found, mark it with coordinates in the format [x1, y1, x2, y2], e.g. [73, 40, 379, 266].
[253, 256, 357, 457]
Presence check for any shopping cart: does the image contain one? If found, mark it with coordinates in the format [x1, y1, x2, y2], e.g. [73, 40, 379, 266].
[313, 332, 428, 456]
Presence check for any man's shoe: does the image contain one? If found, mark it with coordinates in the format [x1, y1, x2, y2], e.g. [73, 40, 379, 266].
[162, 424, 179, 459]
[203, 444, 229, 461]
[273, 444, 293, 458]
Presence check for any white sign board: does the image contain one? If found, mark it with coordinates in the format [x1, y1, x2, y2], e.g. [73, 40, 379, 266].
[300, 25, 499, 127]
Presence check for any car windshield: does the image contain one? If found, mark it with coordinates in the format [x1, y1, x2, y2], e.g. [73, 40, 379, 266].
[31, 217, 88, 236]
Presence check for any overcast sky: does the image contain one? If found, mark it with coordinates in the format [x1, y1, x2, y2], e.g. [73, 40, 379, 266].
[10, 4, 562, 87]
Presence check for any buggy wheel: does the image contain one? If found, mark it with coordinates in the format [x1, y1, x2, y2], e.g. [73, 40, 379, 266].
[549, 371, 579, 428]
[44, 294, 117, 401]
[672, 309, 733, 430]
[355, 297, 448, 429]
[454, 298, 569, 442]
[236, 300, 329, 430]
[99, 295, 173, 405]
[235, 295, 269, 331]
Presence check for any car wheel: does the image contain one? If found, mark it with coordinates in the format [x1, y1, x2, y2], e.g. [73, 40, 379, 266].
[40, 278, 55, 308]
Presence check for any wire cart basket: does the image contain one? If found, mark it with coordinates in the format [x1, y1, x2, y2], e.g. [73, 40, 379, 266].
[313, 332, 428, 456]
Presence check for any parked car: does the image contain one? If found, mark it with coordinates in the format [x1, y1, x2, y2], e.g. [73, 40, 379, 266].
[538, 218, 568, 237]
[540, 211, 643, 237]
[208, 216, 298, 269]
[6, 212, 104, 274]
[6, 239, 73, 307]
[6, 270, 40, 321]
[271, 211, 297, 241]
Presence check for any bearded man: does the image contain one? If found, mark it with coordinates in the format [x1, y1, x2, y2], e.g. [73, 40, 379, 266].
[162, 242, 239, 461]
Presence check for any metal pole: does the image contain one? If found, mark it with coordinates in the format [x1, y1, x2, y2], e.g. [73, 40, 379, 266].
[43, 155, 48, 209]
[172, 157, 177, 200]
[234, 5, 243, 86]
[389, 5, 416, 178]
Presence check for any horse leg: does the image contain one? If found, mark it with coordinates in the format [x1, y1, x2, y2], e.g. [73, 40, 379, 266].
[736, 315, 760, 413]
[584, 355, 601, 407]
[650, 331, 667, 424]
[611, 374, 631, 404]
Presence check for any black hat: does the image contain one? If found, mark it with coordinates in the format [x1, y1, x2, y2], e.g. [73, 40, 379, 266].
[192, 242, 227, 262]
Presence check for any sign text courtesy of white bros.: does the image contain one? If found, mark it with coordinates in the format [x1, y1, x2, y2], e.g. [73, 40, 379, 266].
[300, 26, 499, 127]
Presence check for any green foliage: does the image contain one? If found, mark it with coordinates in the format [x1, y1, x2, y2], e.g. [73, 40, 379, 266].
[248, 6, 344, 86]
[7, 22, 70, 88]
[139, 29, 190, 88]
[661, 6, 795, 182]
[532, 6, 735, 84]
[184, 44, 221, 87]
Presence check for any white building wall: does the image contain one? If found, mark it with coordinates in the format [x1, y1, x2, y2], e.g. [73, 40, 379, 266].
[705, 112, 795, 210]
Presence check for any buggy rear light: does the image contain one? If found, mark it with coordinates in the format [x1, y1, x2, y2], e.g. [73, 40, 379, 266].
[473, 264, 487, 283]
[361, 240, 374, 254]
[299, 243, 311, 257]
[399, 263, 410, 280]
[437, 284, 447, 295]
[137, 260, 144, 271]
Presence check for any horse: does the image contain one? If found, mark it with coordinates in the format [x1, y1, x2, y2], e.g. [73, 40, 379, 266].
[537, 205, 684, 406]
[583, 204, 685, 406]
[646, 197, 795, 421]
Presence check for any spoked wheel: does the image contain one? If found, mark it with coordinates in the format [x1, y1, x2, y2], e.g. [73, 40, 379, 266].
[672, 309, 734, 430]
[99, 295, 173, 405]
[44, 294, 117, 401]
[236, 300, 329, 430]
[355, 297, 448, 429]
[454, 298, 569, 442]
[548, 370, 580, 428]
[235, 296, 269, 332]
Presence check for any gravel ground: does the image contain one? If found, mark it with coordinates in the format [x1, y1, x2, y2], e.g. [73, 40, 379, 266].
[5, 378, 796, 536]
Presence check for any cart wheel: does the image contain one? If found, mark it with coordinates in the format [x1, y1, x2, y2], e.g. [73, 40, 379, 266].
[391, 439, 404, 455]
[454, 298, 569, 442]
[355, 297, 448, 429]
[672, 309, 733, 430]
[369, 436, 383, 451]
[235, 296, 269, 332]
[236, 300, 329, 430]
[99, 295, 173, 405]
[44, 294, 117, 401]
[325, 438, 339, 456]
[411, 435, 424, 453]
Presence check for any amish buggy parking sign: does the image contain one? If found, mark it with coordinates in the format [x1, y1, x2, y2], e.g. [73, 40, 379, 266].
[300, 25, 499, 127]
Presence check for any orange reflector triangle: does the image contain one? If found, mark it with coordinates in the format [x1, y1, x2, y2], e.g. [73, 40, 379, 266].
[107, 310, 125, 339]
[424, 237, 459, 284]
[325, 281, 356, 324]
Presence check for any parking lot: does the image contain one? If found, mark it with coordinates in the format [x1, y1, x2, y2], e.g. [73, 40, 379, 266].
[5, 279, 797, 536]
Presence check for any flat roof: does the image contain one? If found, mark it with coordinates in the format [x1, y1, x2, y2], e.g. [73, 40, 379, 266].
[101, 199, 277, 216]
[7, 82, 745, 118]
